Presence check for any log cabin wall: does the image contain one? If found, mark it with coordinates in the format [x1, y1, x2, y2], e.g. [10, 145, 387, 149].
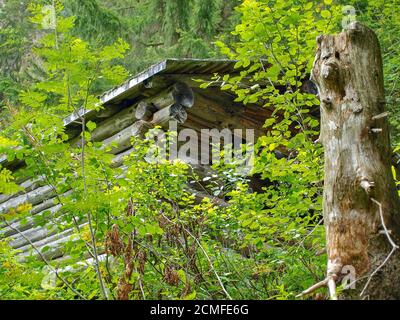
[0, 59, 271, 263]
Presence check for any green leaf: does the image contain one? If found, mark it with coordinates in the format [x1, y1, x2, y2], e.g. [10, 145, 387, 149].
[255, 23, 265, 35]
[183, 291, 197, 300]
[264, 118, 276, 128]
[321, 10, 331, 19]
[86, 121, 97, 132]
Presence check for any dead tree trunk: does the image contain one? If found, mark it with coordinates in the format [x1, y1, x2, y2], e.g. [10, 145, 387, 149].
[311, 22, 400, 299]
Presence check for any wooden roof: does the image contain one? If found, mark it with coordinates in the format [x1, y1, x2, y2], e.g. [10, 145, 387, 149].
[64, 58, 242, 127]
[64, 58, 270, 143]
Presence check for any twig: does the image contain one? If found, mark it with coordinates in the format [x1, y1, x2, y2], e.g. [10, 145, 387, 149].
[52, 0, 59, 50]
[295, 218, 323, 252]
[295, 278, 328, 298]
[160, 212, 232, 300]
[372, 111, 390, 120]
[296, 274, 338, 300]
[360, 198, 399, 297]
[77, 74, 110, 300]
[138, 274, 146, 300]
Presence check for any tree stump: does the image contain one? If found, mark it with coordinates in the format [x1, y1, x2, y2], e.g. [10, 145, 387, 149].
[312, 22, 400, 299]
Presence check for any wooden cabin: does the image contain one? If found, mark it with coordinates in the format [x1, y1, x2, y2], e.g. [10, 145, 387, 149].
[0, 58, 272, 262]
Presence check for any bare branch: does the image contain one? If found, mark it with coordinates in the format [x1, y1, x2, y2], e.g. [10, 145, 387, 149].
[295, 278, 328, 298]
[360, 198, 399, 296]
[160, 212, 232, 300]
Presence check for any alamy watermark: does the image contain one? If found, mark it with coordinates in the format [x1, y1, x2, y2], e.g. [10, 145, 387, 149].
[342, 5, 357, 30]
[341, 265, 356, 290]
[41, 5, 56, 30]
[143, 121, 255, 175]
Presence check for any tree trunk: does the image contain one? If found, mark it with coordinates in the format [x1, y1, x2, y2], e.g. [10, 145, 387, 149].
[312, 22, 400, 299]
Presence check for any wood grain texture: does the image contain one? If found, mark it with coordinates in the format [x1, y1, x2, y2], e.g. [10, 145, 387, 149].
[312, 22, 400, 299]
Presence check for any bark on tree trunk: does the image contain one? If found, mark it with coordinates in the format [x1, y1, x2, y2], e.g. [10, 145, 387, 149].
[312, 22, 400, 299]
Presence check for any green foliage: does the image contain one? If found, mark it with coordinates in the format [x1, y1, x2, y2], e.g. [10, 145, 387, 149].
[205, 0, 344, 298]
[0, 0, 36, 108]
[1, 2, 262, 300]
[0, 137, 20, 194]
[60, 0, 240, 73]
[0, 167, 20, 195]
[0, 0, 331, 300]
[0, 0, 239, 112]
[1, 0, 399, 301]
[0, 2, 130, 299]
[63, 0, 125, 45]
[0, 241, 52, 299]
[336, 0, 400, 144]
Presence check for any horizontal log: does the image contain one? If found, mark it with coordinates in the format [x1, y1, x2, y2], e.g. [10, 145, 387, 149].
[95, 105, 124, 119]
[8, 210, 82, 251]
[102, 104, 188, 154]
[146, 82, 194, 110]
[18, 222, 87, 254]
[102, 120, 153, 154]
[90, 103, 137, 142]
[1, 151, 128, 233]
[135, 101, 158, 121]
[18, 234, 80, 262]
[50, 248, 107, 271]
[1, 204, 62, 239]
[23, 252, 109, 274]
[151, 104, 187, 126]
[0, 190, 71, 230]
[0, 176, 45, 204]
[9, 223, 59, 249]
[69, 104, 138, 148]
[188, 89, 267, 140]
[0, 185, 54, 214]
[18, 234, 105, 263]
[110, 148, 134, 168]
[30, 190, 72, 215]
[67, 83, 193, 148]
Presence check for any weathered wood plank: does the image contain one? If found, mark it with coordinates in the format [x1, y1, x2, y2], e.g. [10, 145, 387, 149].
[0, 176, 45, 204]
[1, 204, 62, 239]
[151, 104, 188, 126]
[0, 185, 54, 214]
[102, 120, 153, 154]
[18, 222, 87, 254]
[146, 82, 194, 109]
